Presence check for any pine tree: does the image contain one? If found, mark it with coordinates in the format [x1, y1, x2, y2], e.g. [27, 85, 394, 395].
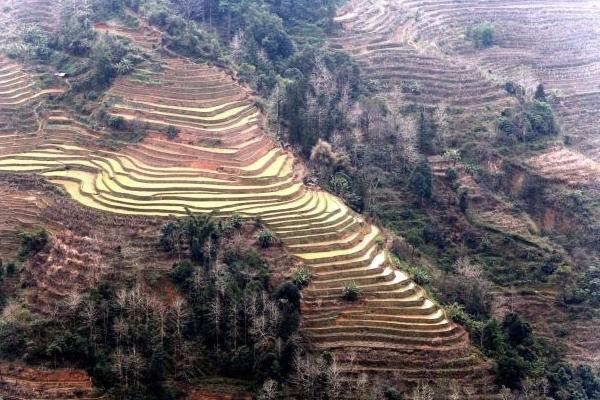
[417, 110, 437, 154]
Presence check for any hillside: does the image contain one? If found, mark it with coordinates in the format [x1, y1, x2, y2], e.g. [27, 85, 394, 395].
[0, 0, 599, 399]
[333, 0, 600, 368]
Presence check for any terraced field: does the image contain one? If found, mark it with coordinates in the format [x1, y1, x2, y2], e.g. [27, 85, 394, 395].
[0, 184, 48, 258]
[0, 172, 176, 314]
[492, 287, 600, 366]
[429, 150, 543, 247]
[331, 0, 514, 112]
[527, 147, 600, 186]
[95, 20, 162, 51]
[382, 0, 600, 184]
[0, 56, 65, 155]
[0, 362, 103, 400]
[0, 0, 58, 49]
[0, 22, 500, 395]
[2, 0, 58, 32]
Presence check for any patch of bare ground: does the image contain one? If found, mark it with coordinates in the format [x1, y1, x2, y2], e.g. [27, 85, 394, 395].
[0, 361, 104, 399]
[527, 147, 600, 186]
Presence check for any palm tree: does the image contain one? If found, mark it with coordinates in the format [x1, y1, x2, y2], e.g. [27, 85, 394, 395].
[116, 57, 134, 75]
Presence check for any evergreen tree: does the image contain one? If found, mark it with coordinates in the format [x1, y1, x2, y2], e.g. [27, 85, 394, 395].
[534, 83, 546, 101]
[410, 160, 433, 202]
[417, 110, 437, 154]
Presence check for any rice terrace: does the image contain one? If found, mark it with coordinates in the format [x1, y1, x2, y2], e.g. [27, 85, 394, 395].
[0, 0, 599, 399]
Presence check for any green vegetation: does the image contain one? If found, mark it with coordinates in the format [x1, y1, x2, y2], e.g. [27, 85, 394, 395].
[342, 281, 362, 301]
[291, 267, 311, 288]
[148, 7, 222, 61]
[17, 229, 48, 262]
[0, 217, 307, 398]
[466, 22, 495, 48]
[159, 211, 222, 266]
[440, 259, 600, 397]
[410, 160, 433, 203]
[257, 230, 276, 248]
[417, 109, 438, 154]
[497, 100, 559, 141]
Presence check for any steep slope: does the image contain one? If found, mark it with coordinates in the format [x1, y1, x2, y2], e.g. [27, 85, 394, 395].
[390, 0, 600, 185]
[0, 21, 498, 397]
[332, 0, 553, 253]
[0, 56, 65, 154]
[0, 175, 171, 315]
[335, 0, 600, 370]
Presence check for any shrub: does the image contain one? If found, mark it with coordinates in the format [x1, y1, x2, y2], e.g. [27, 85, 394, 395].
[329, 173, 350, 195]
[166, 125, 180, 140]
[6, 262, 16, 277]
[439, 258, 491, 318]
[496, 354, 528, 390]
[257, 230, 275, 248]
[274, 281, 301, 310]
[401, 80, 422, 95]
[459, 189, 469, 213]
[504, 81, 525, 96]
[408, 266, 431, 285]
[291, 267, 311, 288]
[384, 387, 403, 400]
[238, 63, 257, 84]
[445, 167, 458, 183]
[446, 303, 471, 324]
[534, 83, 546, 101]
[467, 22, 495, 48]
[222, 213, 244, 234]
[115, 57, 134, 74]
[498, 100, 559, 141]
[159, 222, 179, 253]
[169, 260, 194, 284]
[442, 149, 461, 164]
[375, 235, 385, 247]
[17, 229, 48, 261]
[417, 110, 437, 154]
[410, 160, 433, 202]
[342, 281, 362, 301]
[580, 264, 600, 305]
[107, 115, 125, 130]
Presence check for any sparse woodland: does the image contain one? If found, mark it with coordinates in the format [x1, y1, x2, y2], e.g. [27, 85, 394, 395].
[0, 0, 600, 399]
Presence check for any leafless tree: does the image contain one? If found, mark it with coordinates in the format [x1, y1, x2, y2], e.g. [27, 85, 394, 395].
[412, 382, 435, 400]
[81, 298, 98, 349]
[178, 0, 205, 20]
[230, 29, 246, 64]
[259, 379, 279, 400]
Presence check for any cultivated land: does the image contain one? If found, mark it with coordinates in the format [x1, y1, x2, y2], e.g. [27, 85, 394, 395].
[333, 0, 600, 376]
[0, 15, 500, 398]
[331, 0, 551, 248]
[0, 361, 103, 400]
[1, 0, 600, 397]
[365, 0, 600, 185]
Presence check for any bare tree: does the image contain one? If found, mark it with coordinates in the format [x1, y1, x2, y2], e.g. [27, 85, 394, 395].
[178, 0, 205, 20]
[259, 379, 279, 400]
[412, 382, 435, 400]
[230, 29, 246, 64]
[81, 298, 98, 349]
